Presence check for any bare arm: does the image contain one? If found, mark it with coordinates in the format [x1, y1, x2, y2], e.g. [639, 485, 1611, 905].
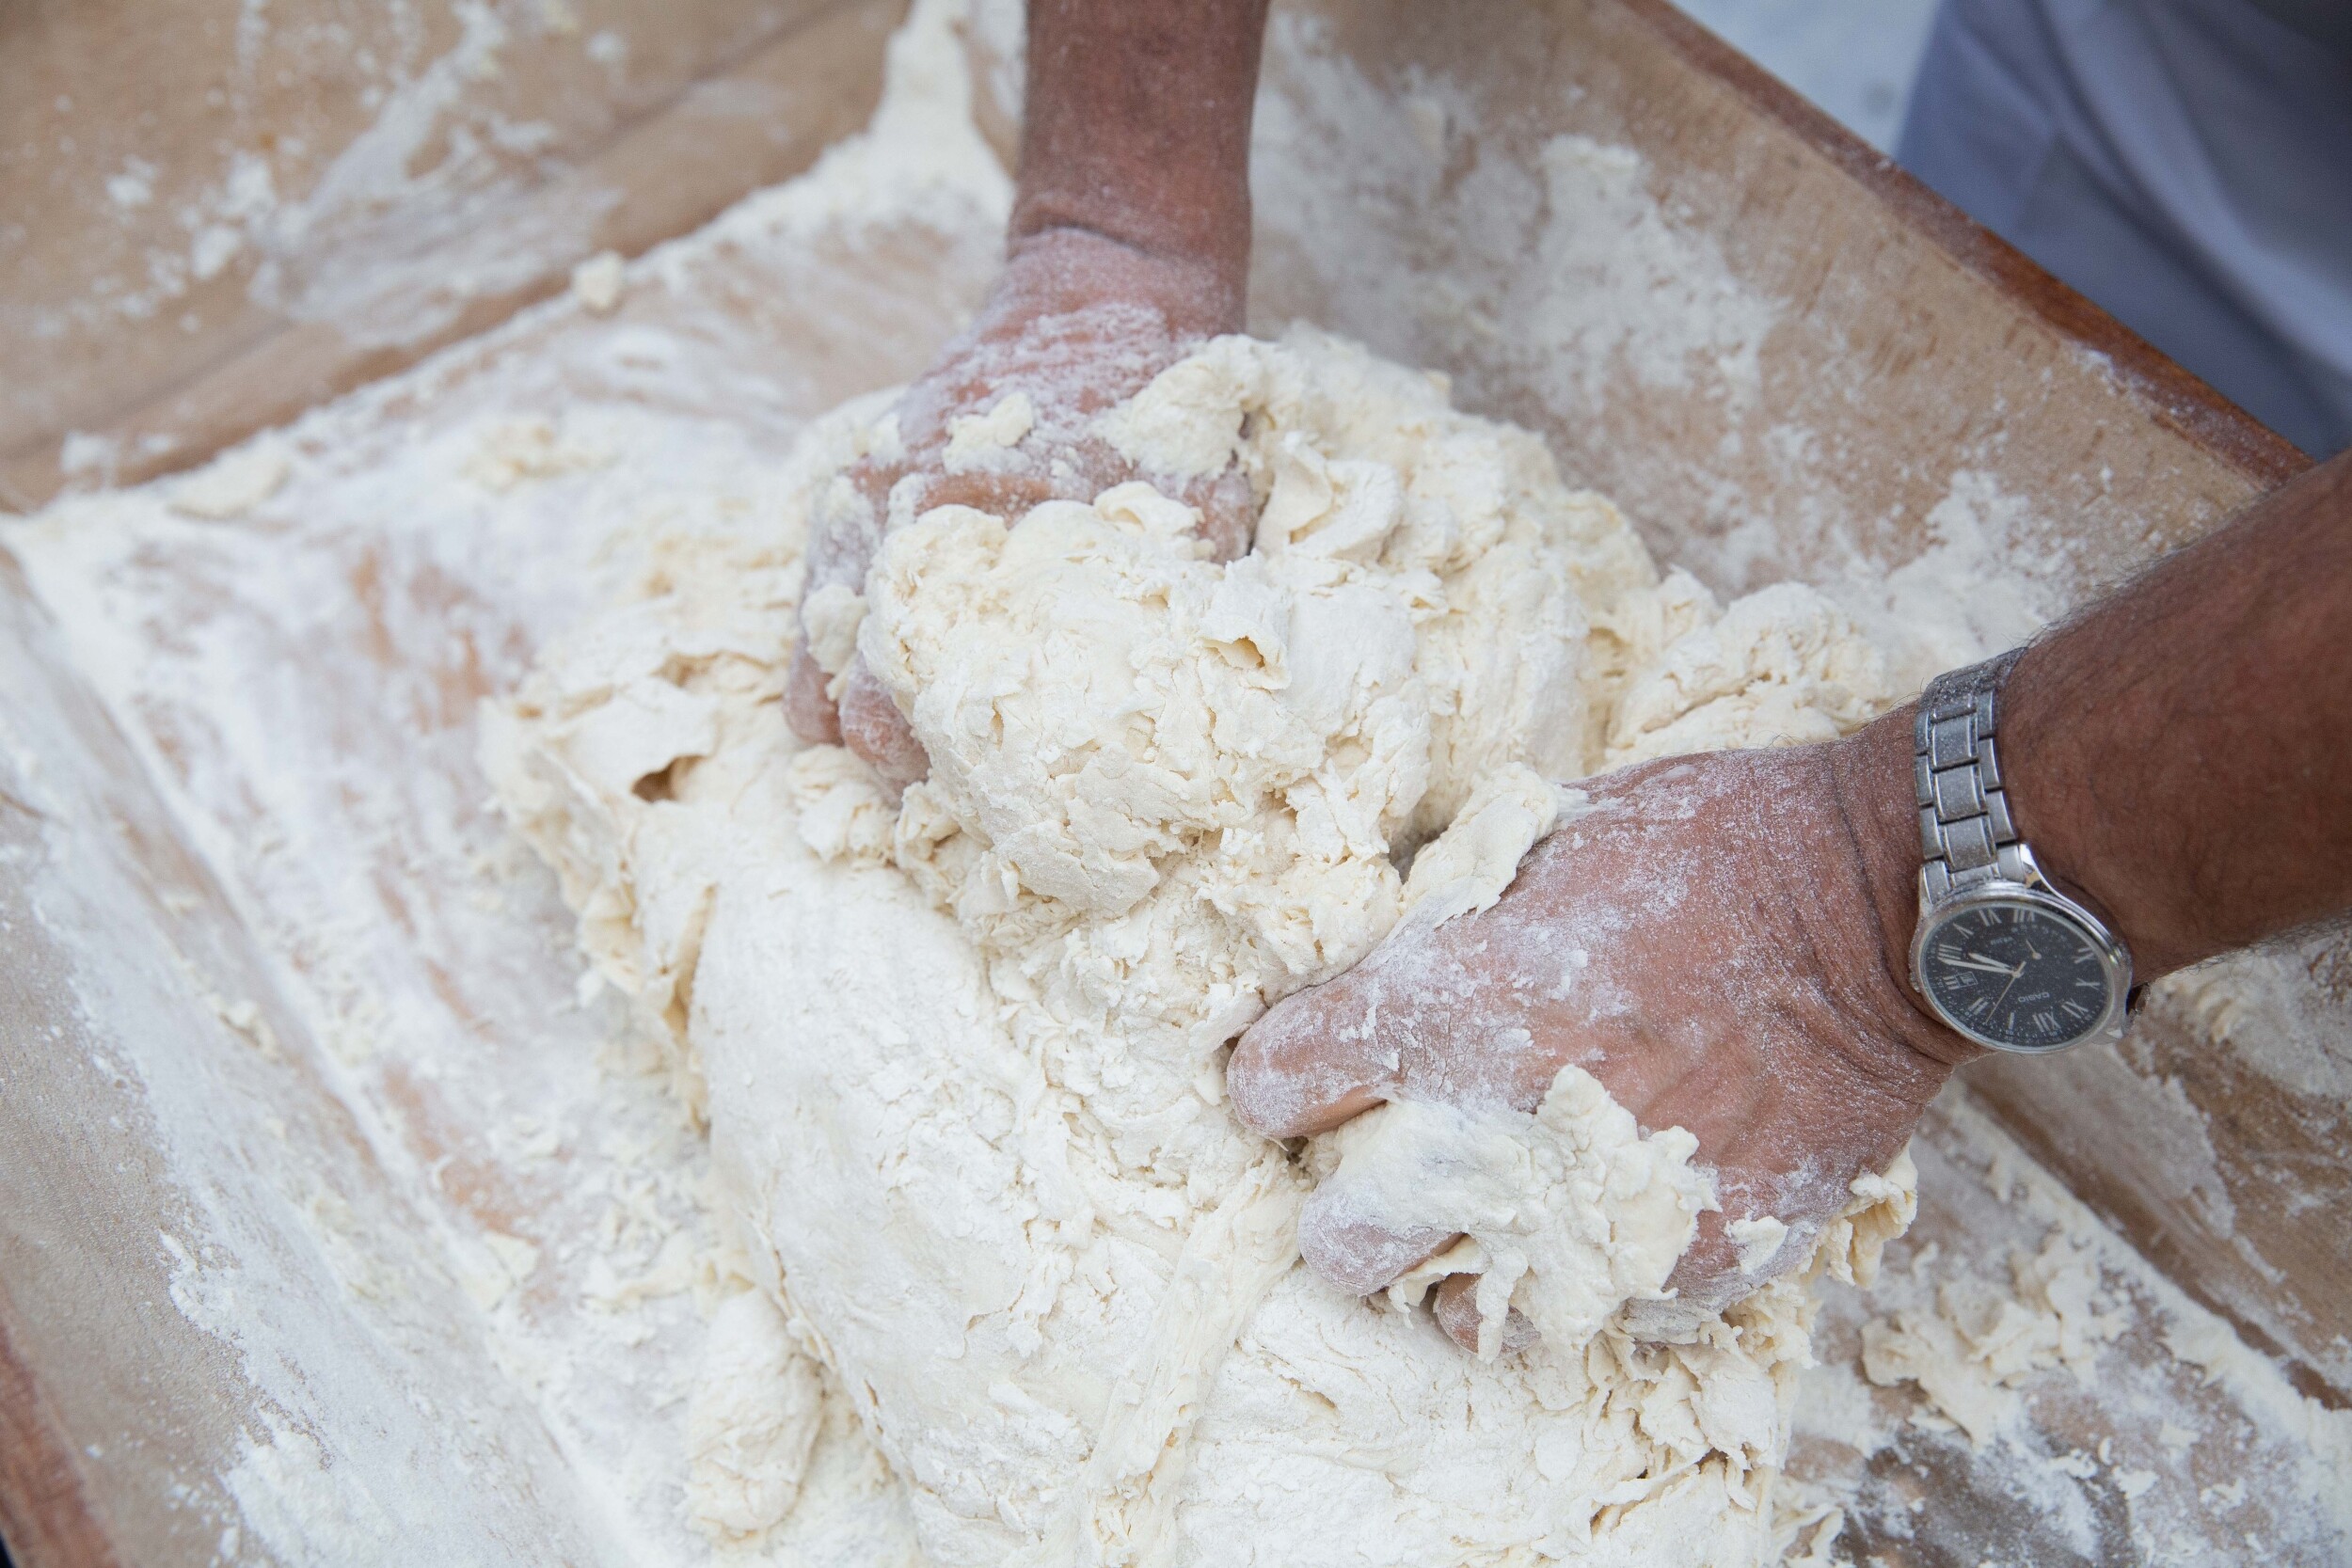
[1011, 0, 1268, 325]
[1834, 447, 2352, 1043]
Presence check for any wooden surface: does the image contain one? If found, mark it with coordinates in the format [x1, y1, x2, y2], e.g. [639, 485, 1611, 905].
[1970, 960, 2352, 1406]
[4, 0, 2347, 1563]
[0, 1288, 119, 1568]
[0, 0, 907, 513]
[1618, 0, 2306, 488]
[1, 8, 915, 1563]
[0, 549, 380, 1568]
[0, 140, 1004, 1563]
[1252, 0, 2303, 602]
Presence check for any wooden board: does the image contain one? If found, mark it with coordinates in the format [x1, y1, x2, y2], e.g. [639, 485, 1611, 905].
[0, 137, 1004, 1560]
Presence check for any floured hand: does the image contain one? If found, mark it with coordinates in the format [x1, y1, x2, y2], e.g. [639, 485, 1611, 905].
[785, 228, 1256, 789]
[1228, 728, 1976, 1349]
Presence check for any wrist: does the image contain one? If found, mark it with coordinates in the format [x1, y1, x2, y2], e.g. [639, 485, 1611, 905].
[1996, 645, 2185, 977]
[1010, 0, 1264, 338]
[1824, 710, 1990, 1069]
[1000, 225, 1246, 339]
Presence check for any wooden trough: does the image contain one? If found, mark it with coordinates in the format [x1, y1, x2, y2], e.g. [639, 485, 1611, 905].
[2, 2, 2340, 1563]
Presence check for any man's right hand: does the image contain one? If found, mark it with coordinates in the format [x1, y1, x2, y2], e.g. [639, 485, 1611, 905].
[1227, 730, 1967, 1349]
[784, 229, 1256, 792]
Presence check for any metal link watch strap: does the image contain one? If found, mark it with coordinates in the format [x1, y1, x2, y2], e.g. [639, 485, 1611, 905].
[1915, 648, 2028, 902]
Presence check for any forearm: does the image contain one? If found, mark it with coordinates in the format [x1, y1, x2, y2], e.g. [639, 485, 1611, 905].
[2005, 450, 2352, 974]
[1010, 0, 1270, 331]
[1841, 447, 2352, 1021]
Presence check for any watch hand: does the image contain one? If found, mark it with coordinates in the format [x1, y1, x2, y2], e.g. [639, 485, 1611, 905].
[1949, 955, 2021, 975]
[1991, 965, 2026, 1012]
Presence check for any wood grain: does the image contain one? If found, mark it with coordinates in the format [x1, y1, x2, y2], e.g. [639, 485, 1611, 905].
[0, 4, 908, 1560]
[0, 1294, 120, 1568]
[0, 0, 908, 513]
[1616, 0, 2311, 491]
[0, 555, 266, 1567]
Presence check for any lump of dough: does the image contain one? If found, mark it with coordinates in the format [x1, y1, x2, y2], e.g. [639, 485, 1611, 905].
[687, 1291, 827, 1541]
[1310, 1065, 1717, 1360]
[490, 325, 1917, 1568]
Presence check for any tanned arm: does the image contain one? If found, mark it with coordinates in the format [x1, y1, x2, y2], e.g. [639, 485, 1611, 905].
[1837, 446, 2352, 1014]
[1011, 0, 1268, 328]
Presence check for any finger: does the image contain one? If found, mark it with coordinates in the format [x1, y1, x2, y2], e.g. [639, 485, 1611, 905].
[790, 455, 889, 750]
[1432, 1273, 1484, 1351]
[1299, 1214, 1458, 1297]
[803, 459, 892, 602]
[1230, 907, 1538, 1140]
[1296, 1174, 1457, 1296]
[1226, 966, 1395, 1140]
[837, 661, 930, 794]
[785, 641, 844, 747]
[1430, 1274, 1540, 1356]
[1658, 1207, 1747, 1318]
[1655, 1164, 1847, 1320]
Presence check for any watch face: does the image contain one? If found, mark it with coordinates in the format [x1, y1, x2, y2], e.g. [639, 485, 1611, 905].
[1918, 898, 2117, 1051]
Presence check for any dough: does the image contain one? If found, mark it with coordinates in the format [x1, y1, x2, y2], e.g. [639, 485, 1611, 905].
[485, 328, 1912, 1565]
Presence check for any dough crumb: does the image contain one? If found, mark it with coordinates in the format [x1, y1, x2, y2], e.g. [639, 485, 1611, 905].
[570, 249, 626, 313]
[1861, 1228, 2122, 1447]
[464, 417, 610, 490]
[169, 443, 290, 519]
[942, 389, 1036, 471]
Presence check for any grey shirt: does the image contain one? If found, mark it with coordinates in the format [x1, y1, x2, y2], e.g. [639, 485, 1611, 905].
[1899, 0, 2352, 457]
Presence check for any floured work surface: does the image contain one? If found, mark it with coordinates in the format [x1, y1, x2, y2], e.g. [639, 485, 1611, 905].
[0, 0, 914, 510]
[3, 2, 2347, 1564]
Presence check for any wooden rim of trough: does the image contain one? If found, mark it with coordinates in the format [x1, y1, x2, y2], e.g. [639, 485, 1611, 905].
[1627, 0, 2312, 493]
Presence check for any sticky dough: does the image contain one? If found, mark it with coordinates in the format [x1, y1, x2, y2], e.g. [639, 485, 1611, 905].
[485, 328, 1915, 1565]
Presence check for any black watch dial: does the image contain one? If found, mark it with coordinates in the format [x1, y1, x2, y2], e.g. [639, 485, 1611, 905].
[1918, 900, 2115, 1051]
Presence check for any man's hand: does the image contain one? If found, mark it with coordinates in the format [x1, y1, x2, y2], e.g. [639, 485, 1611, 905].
[1228, 721, 1975, 1349]
[785, 0, 1273, 791]
[783, 231, 1254, 788]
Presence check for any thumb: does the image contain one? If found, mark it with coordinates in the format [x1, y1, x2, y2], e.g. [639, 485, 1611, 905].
[1297, 1173, 1458, 1297]
[1185, 466, 1258, 563]
[1432, 1273, 1541, 1355]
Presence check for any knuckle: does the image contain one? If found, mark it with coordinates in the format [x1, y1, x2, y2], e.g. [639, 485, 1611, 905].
[1226, 991, 1347, 1137]
[783, 649, 841, 747]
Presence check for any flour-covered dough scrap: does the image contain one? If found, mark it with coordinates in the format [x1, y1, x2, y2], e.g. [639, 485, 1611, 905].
[486, 326, 1911, 1567]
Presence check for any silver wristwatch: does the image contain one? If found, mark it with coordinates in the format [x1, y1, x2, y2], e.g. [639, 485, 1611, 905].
[1910, 651, 2132, 1053]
